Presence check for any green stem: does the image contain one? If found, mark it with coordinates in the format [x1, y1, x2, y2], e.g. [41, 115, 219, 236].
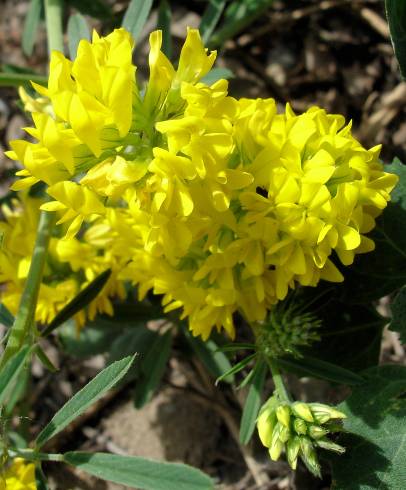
[267, 357, 292, 403]
[8, 448, 63, 463]
[0, 212, 55, 369]
[44, 0, 64, 54]
[0, 72, 48, 87]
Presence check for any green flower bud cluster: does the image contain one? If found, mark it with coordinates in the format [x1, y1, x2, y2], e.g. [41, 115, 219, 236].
[256, 300, 321, 358]
[257, 396, 346, 477]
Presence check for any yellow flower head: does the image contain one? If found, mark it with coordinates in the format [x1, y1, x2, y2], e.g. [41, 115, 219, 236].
[122, 83, 397, 340]
[6, 28, 399, 341]
[0, 458, 36, 490]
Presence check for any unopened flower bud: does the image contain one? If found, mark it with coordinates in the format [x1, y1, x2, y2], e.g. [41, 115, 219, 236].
[269, 438, 284, 461]
[257, 396, 278, 447]
[308, 425, 328, 440]
[256, 302, 321, 358]
[315, 438, 346, 454]
[293, 417, 307, 435]
[291, 402, 314, 423]
[270, 421, 287, 445]
[286, 436, 301, 470]
[300, 437, 321, 478]
[278, 424, 290, 444]
[324, 421, 344, 433]
[257, 409, 277, 448]
[276, 404, 291, 428]
[309, 403, 346, 424]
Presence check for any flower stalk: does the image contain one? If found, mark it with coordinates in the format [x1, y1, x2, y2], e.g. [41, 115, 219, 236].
[267, 357, 292, 403]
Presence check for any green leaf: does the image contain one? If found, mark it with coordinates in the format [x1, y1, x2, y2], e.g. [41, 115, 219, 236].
[340, 159, 406, 303]
[41, 269, 112, 337]
[216, 353, 256, 385]
[108, 325, 160, 387]
[0, 72, 47, 87]
[36, 355, 135, 447]
[201, 67, 234, 85]
[157, 0, 172, 58]
[390, 158, 406, 203]
[3, 362, 31, 415]
[8, 430, 28, 449]
[237, 368, 256, 390]
[330, 365, 406, 489]
[239, 359, 267, 444]
[0, 345, 30, 406]
[209, 0, 275, 48]
[217, 342, 256, 353]
[299, 284, 386, 372]
[34, 344, 58, 372]
[108, 325, 158, 370]
[276, 355, 364, 386]
[122, 0, 154, 41]
[199, 0, 227, 44]
[389, 284, 406, 344]
[66, 0, 112, 19]
[35, 466, 50, 490]
[67, 13, 90, 60]
[184, 331, 234, 383]
[1, 64, 41, 75]
[22, 0, 42, 56]
[59, 317, 128, 359]
[386, 0, 406, 79]
[0, 304, 14, 328]
[63, 452, 214, 490]
[134, 331, 172, 408]
[110, 299, 164, 323]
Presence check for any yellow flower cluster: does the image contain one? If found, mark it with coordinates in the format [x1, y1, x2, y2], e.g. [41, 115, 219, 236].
[5, 28, 398, 339]
[0, 458, 36, 490]
[0, 194, 125, 327]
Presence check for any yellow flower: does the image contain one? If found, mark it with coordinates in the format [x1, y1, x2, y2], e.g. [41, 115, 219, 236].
[142, 30, 175, 119]
[79, 155, 149, 199]
[0, 195, 126, 328]
[127, 86, 397, 339]
[143, 27, 216, 120]
[33, 28, 135, 156]
[41, 181, 106, 239]
[5, 27, 399, 341]
[175, 28, 217, 85]
[18, 86, 52, 115]
[0, 458, 36, 490]
[7, 28, 136, 200]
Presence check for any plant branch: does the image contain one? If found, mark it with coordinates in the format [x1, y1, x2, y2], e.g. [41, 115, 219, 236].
[9, 448, 63, 462]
